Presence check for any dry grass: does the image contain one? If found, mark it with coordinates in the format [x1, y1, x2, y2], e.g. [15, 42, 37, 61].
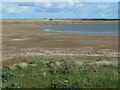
[2, 56, 30, 65]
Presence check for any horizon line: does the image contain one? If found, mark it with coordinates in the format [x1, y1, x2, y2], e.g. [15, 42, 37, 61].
[1, 17, 118, 19]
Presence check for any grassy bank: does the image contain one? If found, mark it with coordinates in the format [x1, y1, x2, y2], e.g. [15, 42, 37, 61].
[2, 56, 118, 88]
[1, 19, 118, 24]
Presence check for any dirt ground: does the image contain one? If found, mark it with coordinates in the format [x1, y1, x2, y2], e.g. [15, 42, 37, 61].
[2, 24, 118, 61]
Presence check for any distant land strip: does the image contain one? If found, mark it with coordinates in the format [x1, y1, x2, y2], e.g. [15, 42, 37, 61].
[1, 19, 118, 24]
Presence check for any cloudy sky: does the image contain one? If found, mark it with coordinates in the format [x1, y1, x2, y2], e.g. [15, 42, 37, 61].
[1, 1, 118, 19]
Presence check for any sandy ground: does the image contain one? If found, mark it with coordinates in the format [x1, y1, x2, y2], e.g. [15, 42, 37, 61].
[2, 24, 118, 61]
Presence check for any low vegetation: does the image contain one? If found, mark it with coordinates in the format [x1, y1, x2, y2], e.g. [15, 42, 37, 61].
[2, 19, 117, 24]
[2, 56, 118, 88]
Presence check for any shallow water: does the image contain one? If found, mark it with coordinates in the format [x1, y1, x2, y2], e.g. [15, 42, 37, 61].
[43, 23, 118, 34]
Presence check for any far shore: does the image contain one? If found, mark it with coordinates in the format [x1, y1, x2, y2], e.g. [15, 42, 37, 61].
[1, 19, 118, 24]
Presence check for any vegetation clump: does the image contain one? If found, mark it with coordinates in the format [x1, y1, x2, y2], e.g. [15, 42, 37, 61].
[49, 60, 78, 75]
[51, 80, 80, 88]
[2, 72, 13, 82]
[3, 83, 21, 89]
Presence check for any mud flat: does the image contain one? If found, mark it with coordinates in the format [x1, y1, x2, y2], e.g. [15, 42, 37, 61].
[2, 24, 118, 61]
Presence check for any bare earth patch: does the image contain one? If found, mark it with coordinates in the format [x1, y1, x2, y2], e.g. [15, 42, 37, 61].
[2, 24, 118, 62]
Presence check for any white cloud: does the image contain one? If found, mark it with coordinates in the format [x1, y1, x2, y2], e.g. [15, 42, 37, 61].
[98, 5, 109, 9]
[35, 1, 75, 9]
[35, 2, 52, 8]
[21, 6, 28, 10]
[7, 6, 28, 13]
[56, 3, 66, 8]
[45, 2, 52, 7]
[8, 7, 16, 13]
[68, 0, 74, 6]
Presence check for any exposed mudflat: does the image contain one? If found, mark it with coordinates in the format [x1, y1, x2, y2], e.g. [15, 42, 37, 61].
[2, 24, 118, 61]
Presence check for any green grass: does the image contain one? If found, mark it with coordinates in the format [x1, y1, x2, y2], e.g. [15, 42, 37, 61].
[2, 56, 118, 88]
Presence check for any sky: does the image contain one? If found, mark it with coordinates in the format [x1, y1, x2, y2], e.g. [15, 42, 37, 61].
[1, 1, 118, 19]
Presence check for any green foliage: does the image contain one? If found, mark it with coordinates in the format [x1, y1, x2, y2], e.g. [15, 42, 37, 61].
[28, 60, 38, 64]
[51, 80, 80, 88]
[3, 65, 10, 71]
[2, 72, 13, 82]
[2, 56, 118, 88]
[4, 83, 21, 89]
